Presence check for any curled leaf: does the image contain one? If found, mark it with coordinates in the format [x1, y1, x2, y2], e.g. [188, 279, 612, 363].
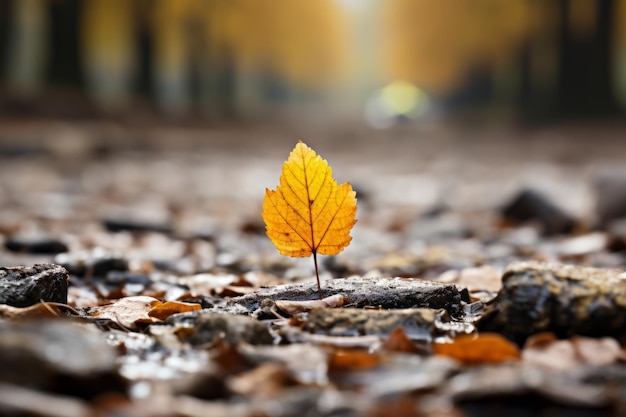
[147, 300, 201, 320]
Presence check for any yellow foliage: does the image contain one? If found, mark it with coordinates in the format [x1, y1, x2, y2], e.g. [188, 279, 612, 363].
[263, 141, 357, 258]
[200, 0, 349, 85]
[381, 0, 536, 93]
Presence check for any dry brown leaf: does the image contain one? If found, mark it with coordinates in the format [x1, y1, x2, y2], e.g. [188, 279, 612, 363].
[382, 326, 421, 354]
[0, 303, 64, 320]
[263, 141, 357, 297]
[90, 296, 162, 329]
[147, 300, 201, 321]
[229, 363, 299, 398]
[275, 294, 346, 315]
[433, 333, 520, 365]
[522, 332, 624, 371]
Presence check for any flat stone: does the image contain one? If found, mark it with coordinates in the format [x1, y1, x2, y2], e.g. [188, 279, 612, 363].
[225, 277, 464, 318]
[55, 249, 128, 278]
[479, 261, 626, 344]
[5, 236, 68, 254]
[0, 264, 68, 307]
[304, 307, 445, 340]
[102, 217, 172, 234]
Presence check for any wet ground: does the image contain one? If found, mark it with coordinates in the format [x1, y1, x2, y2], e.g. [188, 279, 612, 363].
[2, 118, 626, 416]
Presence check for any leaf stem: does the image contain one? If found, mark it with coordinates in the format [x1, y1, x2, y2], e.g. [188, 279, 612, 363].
[313, 250, 322, 299]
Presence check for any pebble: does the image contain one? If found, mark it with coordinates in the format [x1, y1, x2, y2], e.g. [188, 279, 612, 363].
[501, 188, 576, 235]
[172, 311, 274, 346]
[55, 248, 128, 278]
[5, 236, 68, 254]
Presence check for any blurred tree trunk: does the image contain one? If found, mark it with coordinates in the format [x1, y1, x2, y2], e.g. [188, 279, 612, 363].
[556, 0, 619, 117]
[6, 0, 47, 95]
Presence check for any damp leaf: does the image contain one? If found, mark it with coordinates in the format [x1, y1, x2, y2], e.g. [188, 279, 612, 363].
[433, 333, 521, 365]
[147, 300, 202, 321]
[263, 141, 357, 298]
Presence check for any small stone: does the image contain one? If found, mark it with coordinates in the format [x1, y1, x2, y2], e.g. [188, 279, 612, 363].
[0, 264, 68, 307]
[102, 217, 172, 234]
[479, 261, 626, 344]
[172, 311, 273, 346]
[501, 188, 576, 235]
[5, 236, 68, 255]
[55, 248, 128, 278]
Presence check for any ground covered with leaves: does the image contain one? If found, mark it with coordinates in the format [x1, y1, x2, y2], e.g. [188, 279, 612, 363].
[2, 120, 626, 416]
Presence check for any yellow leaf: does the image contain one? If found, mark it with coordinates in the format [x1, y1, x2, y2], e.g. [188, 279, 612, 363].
[263, 141, 357, 297]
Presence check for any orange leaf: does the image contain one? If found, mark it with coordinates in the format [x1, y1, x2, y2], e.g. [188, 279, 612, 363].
[433, 333, 520, 365]
[147, 301, 202, 321]
[263, 141, 357, 297]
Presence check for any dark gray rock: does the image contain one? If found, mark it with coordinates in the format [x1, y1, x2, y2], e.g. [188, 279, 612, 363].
[5, 236, 68, 254]
[225, 277, 465, 318]
[172, 311, 273, 346]
[55, 249, 128, 278]
[0, 264, 68, 307]
[102, 217, 172, 234]
[501, 188, 575, 235]
[479, 261, 626, 344]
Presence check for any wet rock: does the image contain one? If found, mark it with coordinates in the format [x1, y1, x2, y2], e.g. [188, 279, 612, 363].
[304, 307, 465, 341]
[102, 217, 172, 234]
[0, 320, 125, 398]
[0, 264, 68, 307]
[55, 248, 128, 278]
[501, 188, 575, 235]
[479, 261, 626, 344]
[5, 236, 68, 254]
[172, 311, 273, 346]
[226, 277, 465, 317]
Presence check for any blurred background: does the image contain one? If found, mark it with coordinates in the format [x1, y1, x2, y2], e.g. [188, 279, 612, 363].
[1, 0, 626, 126]
[2, 0, 626, 277]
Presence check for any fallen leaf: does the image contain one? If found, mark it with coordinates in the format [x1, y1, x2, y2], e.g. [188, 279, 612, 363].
[147, 301, 201, 320]
[229, 363, 299, 398]
[275, 294, 346, 315]
[263, 141, 357, 297]
[0, 303, 64, 320]
[522, 332, 624, 371]
[382, 326, 421, 354]
[90, 296, 161, 329]
[329, 348, 383, 372]
[433, 333, 520, 365]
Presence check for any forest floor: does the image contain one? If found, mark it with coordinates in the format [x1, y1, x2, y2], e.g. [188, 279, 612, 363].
[2, 118, 626, 416]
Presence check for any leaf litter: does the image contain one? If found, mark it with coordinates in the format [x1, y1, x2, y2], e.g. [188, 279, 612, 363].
[3, 128, 626, 415]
